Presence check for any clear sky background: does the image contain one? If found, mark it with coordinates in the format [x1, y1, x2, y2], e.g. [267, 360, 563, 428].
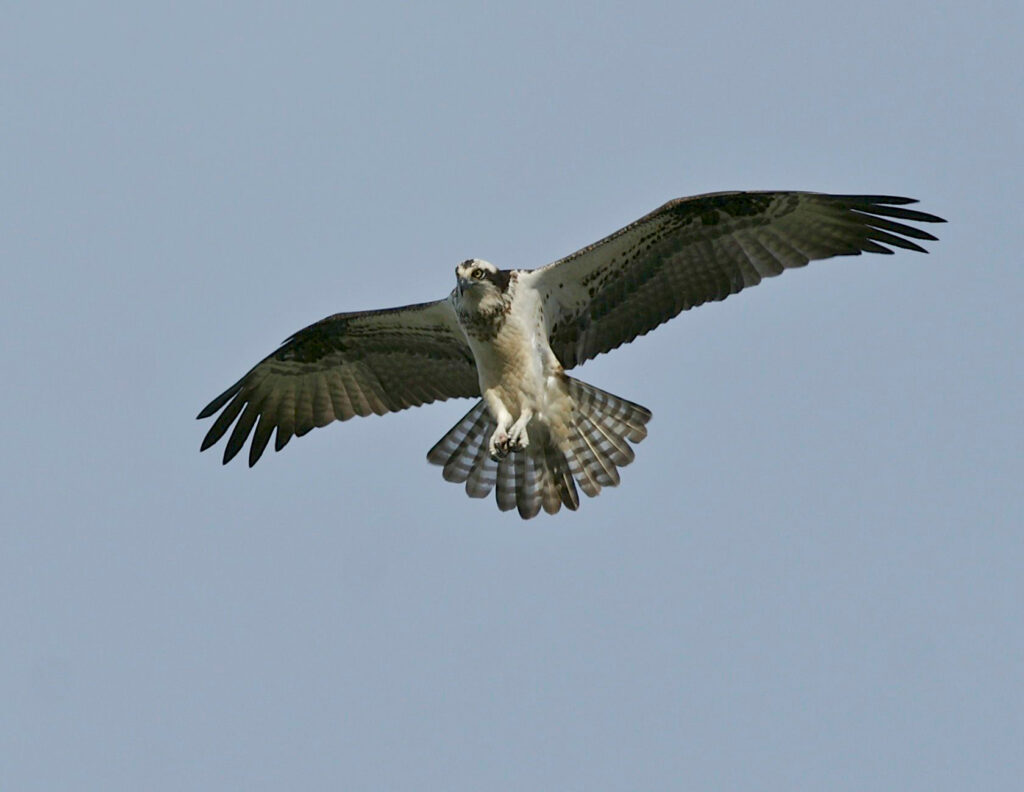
[3, 2, 1021, 790]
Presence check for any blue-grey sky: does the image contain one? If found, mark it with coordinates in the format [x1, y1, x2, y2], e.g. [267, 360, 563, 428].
[3, 2, 1021, 790]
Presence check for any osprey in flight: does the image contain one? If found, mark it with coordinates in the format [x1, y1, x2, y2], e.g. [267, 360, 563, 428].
[199, 191, 944, 518]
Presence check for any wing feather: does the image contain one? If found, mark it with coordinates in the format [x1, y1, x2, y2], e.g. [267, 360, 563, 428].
[249, 415, 275, 467]
[274, 386, 296, 452]
[526, 192, 944, 368]
[198, 299, 479, 465]
[293, 376, 316, 436]
[225, 401, 261, 464]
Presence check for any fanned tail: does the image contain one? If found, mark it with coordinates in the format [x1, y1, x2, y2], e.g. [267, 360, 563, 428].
[425, 400, 498, 499]
[563, 378, 651, 499]
[427, 378, 651, 519]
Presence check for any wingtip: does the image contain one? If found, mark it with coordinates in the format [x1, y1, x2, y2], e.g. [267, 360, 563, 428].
[828, 193, 916, 205]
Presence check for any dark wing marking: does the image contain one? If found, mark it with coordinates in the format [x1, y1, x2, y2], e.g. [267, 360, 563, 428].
[524, 192, 945, 369]
[198, 299, 479, 466]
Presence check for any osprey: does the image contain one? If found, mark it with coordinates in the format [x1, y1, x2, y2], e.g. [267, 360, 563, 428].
[198, 191, 944, 518]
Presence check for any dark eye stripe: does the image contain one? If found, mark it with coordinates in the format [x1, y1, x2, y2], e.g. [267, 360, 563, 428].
[484, 268, 511, 291]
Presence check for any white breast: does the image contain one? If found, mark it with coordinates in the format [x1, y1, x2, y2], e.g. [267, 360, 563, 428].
[467, 283, 555, 417]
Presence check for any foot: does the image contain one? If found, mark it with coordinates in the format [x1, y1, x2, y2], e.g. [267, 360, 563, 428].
[489, 430, 511, 460]
[507, 421, 529, 453]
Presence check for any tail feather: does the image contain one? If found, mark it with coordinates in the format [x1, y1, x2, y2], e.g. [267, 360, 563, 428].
[544, 439, 579, 514]
[465, 453, 498, 499]
[442, 405, 491, 483]
[570, 414, 621, 489]
[427, 400, 490, 482]
[512, 453, 538, 517]
[427, 377, 650, 518]
[514, 452, 545, 518]
[495, 455, 518, 512]
[569, 379, 650, 443]
[564, 427, 603, 497]
[427, 401, 498, 497]
[579, 410, 634, 468]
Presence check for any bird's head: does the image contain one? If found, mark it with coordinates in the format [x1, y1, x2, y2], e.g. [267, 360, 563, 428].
[453, 259, 511, 310]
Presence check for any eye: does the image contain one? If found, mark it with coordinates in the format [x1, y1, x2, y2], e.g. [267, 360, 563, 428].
[472, 269, 486, 280]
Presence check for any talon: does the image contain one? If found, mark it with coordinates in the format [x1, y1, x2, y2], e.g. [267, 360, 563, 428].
[489, 431, 510, 460]
[508, 426, 529, 452]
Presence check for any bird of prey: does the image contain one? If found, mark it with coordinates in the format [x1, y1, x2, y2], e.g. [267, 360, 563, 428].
[198, 191, 944, 518]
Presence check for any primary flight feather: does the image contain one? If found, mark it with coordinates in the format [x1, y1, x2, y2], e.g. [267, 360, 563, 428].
[198, 190, 945, 518]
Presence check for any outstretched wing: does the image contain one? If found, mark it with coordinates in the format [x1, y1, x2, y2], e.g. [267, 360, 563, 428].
[198, 299, 479, 466]
[525, 192, 945, 369]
